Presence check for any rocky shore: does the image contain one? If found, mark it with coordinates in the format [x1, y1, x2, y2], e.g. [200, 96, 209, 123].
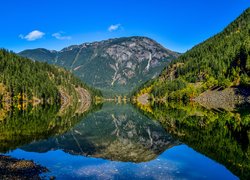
[194, 87, 250, 111]
[0, 155, 47, 180]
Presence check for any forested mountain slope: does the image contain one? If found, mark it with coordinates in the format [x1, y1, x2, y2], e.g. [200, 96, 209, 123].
[0, 49, 99, 104]
[136, 8, 250, 101]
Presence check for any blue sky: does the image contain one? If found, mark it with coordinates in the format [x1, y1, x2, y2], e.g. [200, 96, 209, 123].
[1, 0, 249, 53]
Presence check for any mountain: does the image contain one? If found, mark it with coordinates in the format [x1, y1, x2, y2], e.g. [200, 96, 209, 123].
[19, 36, 180, 96]
[0, 49, 98, 107]
[135, 8, 250, 102]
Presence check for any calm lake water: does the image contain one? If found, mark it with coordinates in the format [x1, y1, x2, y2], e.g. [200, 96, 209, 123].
[1, 103, 249, 179]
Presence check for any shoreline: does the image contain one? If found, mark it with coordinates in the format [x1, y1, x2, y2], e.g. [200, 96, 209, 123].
[136, 87, 250, 111]
[0, 155, 48, 179]
[194, 87, 250, 111]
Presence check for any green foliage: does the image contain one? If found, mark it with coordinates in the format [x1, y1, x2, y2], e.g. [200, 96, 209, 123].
[136, 102, 250, 180]
[0, 49, 101, 102]
[139, 8, 250, 100]
[240, 73, 250, 87]
[0, 101, 102, 153]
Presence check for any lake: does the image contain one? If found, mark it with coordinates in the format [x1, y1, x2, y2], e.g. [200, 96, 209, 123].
[1, 103, 249, 179]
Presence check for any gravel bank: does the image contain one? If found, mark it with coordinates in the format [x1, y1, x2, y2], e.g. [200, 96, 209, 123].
[194, 87, 250, 111]
[0, 155, 48, 180]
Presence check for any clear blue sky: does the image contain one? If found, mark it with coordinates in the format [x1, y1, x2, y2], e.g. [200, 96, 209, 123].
[1, 0, 249, 53]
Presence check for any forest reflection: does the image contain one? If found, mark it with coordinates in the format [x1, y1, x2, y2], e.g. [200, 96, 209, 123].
[135, 101, 250, 179]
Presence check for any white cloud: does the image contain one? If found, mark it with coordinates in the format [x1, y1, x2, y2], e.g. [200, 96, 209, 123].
[108, 24, 121, 32]
[19, 30, 45, 41]
[52, 32, 71, 40]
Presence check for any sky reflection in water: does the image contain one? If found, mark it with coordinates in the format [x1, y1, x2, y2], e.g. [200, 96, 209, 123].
[2, 103, 241, 179]
[8, 144, 236, 180]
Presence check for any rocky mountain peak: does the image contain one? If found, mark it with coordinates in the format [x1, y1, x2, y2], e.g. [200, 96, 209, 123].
[19, 36, 180, 95]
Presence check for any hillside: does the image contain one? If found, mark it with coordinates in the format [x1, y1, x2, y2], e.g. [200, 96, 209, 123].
[0, 49, 102, 153]
[136, 8, 250, 102]
[19, 36, 180, 96]
[0, 49, 99, 107]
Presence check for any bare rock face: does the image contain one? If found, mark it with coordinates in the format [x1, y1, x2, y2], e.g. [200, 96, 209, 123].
[19, 36, 180, 95]
[105, 37, 170, 65]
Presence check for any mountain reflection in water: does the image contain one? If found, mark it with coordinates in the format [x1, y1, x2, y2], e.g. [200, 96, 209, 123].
[1, 103, 244, 179]
[21, 103, 179, 162]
